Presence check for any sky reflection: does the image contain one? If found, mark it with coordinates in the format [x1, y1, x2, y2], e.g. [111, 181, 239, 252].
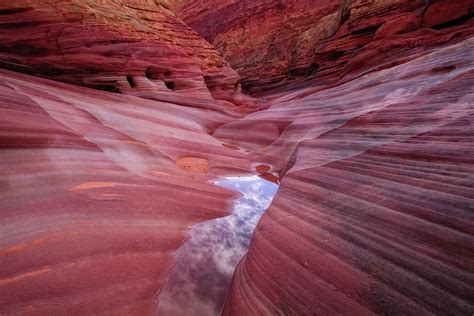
[156, 175, 279, 316]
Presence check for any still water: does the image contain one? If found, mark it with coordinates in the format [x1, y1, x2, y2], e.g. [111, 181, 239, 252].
[156, 175, 279, 315]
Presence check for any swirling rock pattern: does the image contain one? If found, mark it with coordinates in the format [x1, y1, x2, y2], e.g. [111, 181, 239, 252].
[176, 0, 474, 91]
[221, 37, 474, 315]
[0, 0, 255, 111]
[0, 68, 254, 314]
[1, 0, 473, 315]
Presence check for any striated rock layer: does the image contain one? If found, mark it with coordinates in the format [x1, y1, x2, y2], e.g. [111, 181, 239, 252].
[177, 0, 474, 92]
[0, 0, 254, 111]
[0, 68, 255, 314]
[221, 37, 474, 315]
[0, 0, 473, 315]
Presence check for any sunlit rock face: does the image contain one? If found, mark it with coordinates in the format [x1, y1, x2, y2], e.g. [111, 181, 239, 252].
[0, 0, 255, 111]
[176, 0, 474, 92]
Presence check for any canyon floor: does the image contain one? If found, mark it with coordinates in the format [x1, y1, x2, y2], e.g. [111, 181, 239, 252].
[1, 1, 474, 315]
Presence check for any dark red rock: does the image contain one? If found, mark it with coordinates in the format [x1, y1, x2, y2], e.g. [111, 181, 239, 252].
[423, 0, 474, 29]
[176, 0, 474, 92]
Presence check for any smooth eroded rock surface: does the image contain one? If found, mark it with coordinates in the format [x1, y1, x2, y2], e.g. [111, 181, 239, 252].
[221, 37, 474, 315]
[0, 68, 253, 314]
[0, 0, 255, 111]
[1, 0, 473, 315]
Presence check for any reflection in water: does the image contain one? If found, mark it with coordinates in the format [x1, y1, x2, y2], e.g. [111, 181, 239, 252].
[156, 175, 279, 315]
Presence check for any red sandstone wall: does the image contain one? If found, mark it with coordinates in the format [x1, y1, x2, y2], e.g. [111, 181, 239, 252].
[177, 0, 474, 92]
[0, 0, 255, 110]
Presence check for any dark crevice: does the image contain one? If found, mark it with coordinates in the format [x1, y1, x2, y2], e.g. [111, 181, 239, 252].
[286, 63, 319, 79]
[203, 75, 215, 91]
[430, 14, 473, 30]
[165, 81, 175, 90]
[145, 67, 156, 80]
[110, 40, 130, 44]
[0, 61, 34, 75]
[145, 66, 172, 80]
[88, 84, 120, 93]
[0, 8, 32, 15]
[431, 65, 456, 74]
[0, 43, 49, 57]
[33, 64, 70, 76]
[0, 22, 39, 29]
[328, 51, 344, 61]
[126, 75, 136, 88]
[351, 24, 382, 35]
[306, 63, 320, 75]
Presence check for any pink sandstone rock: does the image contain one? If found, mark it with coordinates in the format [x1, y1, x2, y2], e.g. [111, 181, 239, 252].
[221, 37, 474, 315]
[0, 68, 252, 314]
[0, 1, 473, 315]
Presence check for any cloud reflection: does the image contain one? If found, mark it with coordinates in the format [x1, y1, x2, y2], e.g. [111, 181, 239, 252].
[156, 175, 279, 316]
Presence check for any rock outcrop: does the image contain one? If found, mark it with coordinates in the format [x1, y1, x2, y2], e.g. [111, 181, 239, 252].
[176, 0, 474, 92]
[0, 0, 254, 111]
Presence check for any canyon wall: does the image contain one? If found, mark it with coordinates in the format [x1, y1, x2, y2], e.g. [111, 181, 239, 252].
[220, 37, 474, 315]
[0, 0, 473, 315]
[177, 0, 474, 92]
[0, 67, 256, 314]
[0, 1, 257, 313]
[0, 0, 254, 111]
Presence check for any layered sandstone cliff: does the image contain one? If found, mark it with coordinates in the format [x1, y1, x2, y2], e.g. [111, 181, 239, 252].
[0, 0, 254, 111]
[177, 0, 474, 92]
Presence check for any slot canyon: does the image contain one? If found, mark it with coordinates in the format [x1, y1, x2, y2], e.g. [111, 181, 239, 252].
[0, 0, 473, 315]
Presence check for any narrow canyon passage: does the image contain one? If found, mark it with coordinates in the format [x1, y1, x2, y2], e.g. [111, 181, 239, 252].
[0, 0, 473, 315]
[156, 174, 279, 315]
